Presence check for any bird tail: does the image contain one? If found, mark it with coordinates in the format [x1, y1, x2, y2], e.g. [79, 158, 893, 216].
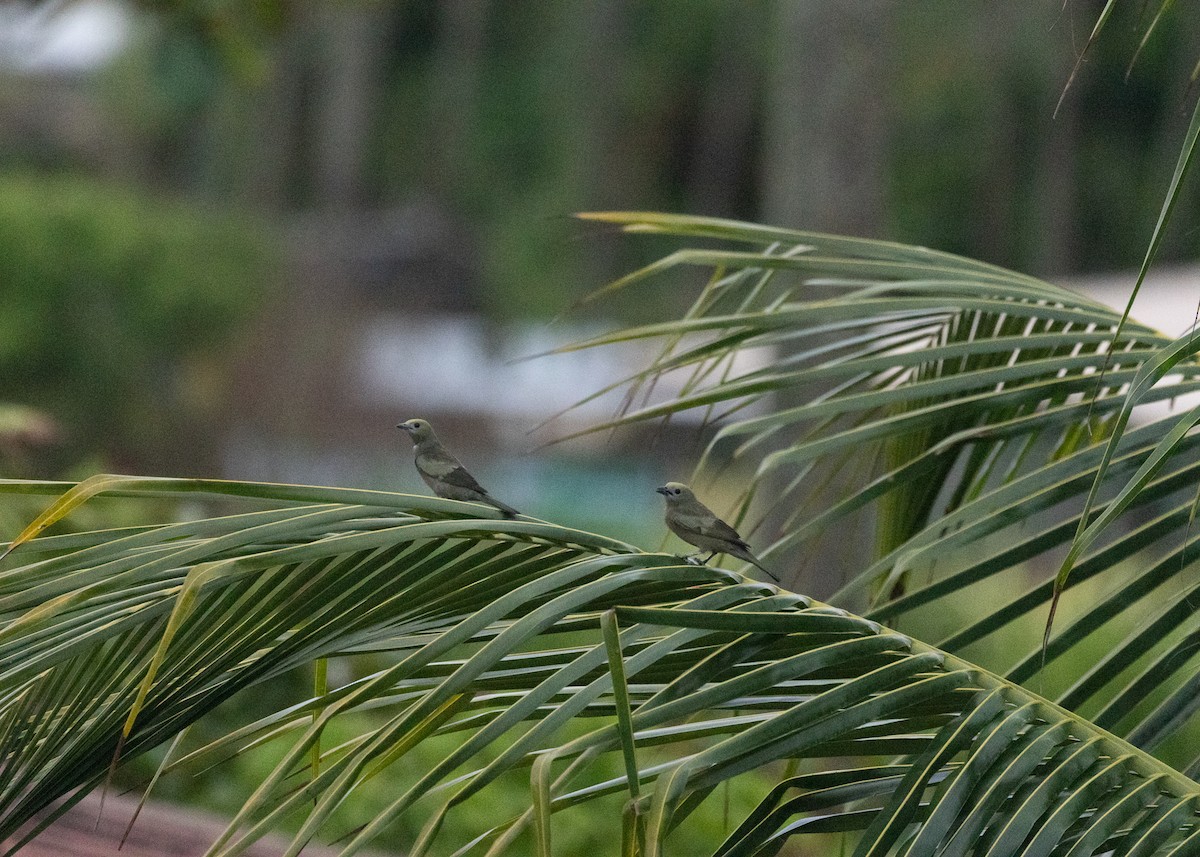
[487, 497, 520, 518]
[740, 550, 780, 583]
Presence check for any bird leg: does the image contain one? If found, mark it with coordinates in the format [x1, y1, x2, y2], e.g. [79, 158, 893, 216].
[679, 551, 706, 566]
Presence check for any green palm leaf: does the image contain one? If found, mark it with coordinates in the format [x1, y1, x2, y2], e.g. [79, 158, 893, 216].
[0, 473, 1197, 856]
[6, 211, 1200, 853]
[559, 213, 1200, 754]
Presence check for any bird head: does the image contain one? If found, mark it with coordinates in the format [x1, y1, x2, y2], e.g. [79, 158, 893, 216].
[656, 481, 694, 503]
[397, 418, 434, 443]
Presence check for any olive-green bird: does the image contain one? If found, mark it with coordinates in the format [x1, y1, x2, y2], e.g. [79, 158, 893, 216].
[397, 418, 520, 517]
[656, 481, 779, 582]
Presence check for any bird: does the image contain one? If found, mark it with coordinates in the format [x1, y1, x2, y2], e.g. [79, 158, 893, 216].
[397, 418, 520, 517]
[656, 481, 779, 582]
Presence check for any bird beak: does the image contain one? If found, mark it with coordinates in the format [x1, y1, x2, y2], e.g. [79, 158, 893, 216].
[655, 486, 669, 495]
[397, 423, 412, 432]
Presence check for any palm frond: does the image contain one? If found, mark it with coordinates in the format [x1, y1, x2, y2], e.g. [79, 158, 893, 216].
[8, 210, 1200, 853]
[560, 212, 1200, 757]
[2, 477, 1199, 855]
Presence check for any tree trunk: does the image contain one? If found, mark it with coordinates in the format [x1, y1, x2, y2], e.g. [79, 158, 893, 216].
[760, 0, 894, 235]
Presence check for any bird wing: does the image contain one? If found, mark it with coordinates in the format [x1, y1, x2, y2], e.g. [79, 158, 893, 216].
[696, 515, 748, 547]
[675, 499, 746, 542]
[670, 508, 745, 546]
[438, 465, 488, 493]
[417, 449, 487, 493]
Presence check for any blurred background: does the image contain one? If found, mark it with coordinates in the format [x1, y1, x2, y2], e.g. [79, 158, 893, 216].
[4, 2, 1200, 852]
[4, 1, 1200, 553]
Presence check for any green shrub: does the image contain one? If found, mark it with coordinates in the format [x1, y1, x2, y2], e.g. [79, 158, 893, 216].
[0, 172, 277, 472]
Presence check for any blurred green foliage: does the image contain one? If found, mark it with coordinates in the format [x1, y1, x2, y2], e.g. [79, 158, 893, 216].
[0, 172, 277, 473]
[888, 3, 1199, 271]
[102, 1, 1199, 322]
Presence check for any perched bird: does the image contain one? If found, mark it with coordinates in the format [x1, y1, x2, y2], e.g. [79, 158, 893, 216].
[656, 482, 779, 582]
[397, 418, 520, 517]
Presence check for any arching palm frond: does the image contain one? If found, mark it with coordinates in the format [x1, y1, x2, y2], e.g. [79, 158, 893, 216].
[1, 475, 1199, 856]
[5, 212, 1200, 854]
[561, 212, 1200, 765]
